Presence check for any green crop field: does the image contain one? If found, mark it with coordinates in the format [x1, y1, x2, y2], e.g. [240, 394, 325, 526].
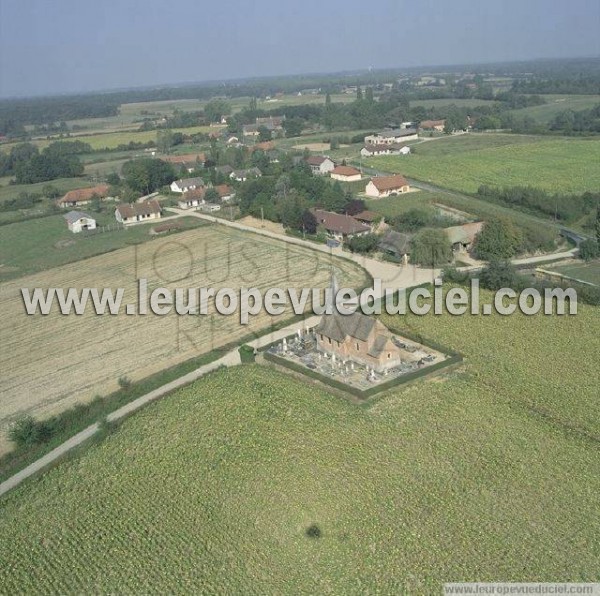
[510, 94, 600, 124]
[411, 98, 499, 108]
[0, 177, 95, 204]
[545, 260, 600, 286]
[0, 213, 206, 281]
[367, 134, 600, 194]
[0, 295, 598, 592]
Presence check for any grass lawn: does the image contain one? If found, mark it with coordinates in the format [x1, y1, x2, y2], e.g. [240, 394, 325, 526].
[366, 134, 600, 194]
[0, 213, 206, 281]
[365, 190, 446, 218]
[509, 94, 600, 125]
[546, 260, 600, 286]
[0, 296, 598, 592]
[411, 98, 499, 108]
[0, 177, 95, 204]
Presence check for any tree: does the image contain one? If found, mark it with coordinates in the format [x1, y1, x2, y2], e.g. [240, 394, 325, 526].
[596, 208, 600, 246]
[347, 233, 379, 254]
[392, 208, 432, 232]
[257, 125, 272, 142]
[282, 117, 303, 138]
[204, 187, 220, 204]
[365, 86, 374, 102]
[41, 184, 61, 199]
[479, 260, 519, 291]
[122, 158, 176, 194]
[356, 86, 363, 101]
[473, 218, 523, 260]
[578, 239, 600, 261]
[204, 99, 231, 123]
[410, 228, 453, 266]
[300, 209, 317, 234]
[106, 172, 121, 186]
[325, 93, 331, 107]
[157, 129, 175, 154]
[344, 199, 366, 216]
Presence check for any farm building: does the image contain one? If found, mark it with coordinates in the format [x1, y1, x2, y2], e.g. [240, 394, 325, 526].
[230, 167, 262, 182]
[353, 210, 384, 232]
[364, 128, 418, 145]
[445, 222, 484, 252]
[63, 211, 97, 234]
[177, 188, 205, 209]
[115, 200, 162, 225]
[57, 184, 110, 208]
[199, 203, 221, 213]
[316, 310, 406, 373]
[378, 230, 412, 262]
[361, 144, 410, 157]
[420, 119, 446, 132]
[215, 184, 235, 202]
[305, 155, 335, 175]
[170, 177, 205, 193]
[365, 175, 410, 198]
[311, 208, 371, 241]
[330, 165, 362, 182]
[163, 153, 206, 173]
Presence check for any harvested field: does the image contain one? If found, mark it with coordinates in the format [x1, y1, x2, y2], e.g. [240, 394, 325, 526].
[292, 142, 330, 151]
[0, 225, 366, 454]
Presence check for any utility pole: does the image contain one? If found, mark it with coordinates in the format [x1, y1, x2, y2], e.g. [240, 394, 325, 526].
[261, 206, 264, 228]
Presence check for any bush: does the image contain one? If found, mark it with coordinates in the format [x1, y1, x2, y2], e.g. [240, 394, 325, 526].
[118, 376, 132, 390]
[238, 345, 256, 363]
[8, 415, 58, 448]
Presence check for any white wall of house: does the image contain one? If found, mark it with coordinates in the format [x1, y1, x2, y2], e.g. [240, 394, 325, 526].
[68, 217, 96, 233]
[365, 181, 410, 198]
[331, 172, 362, 182]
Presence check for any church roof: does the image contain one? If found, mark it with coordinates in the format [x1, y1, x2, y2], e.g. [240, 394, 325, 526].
[316, 311, 376, 343]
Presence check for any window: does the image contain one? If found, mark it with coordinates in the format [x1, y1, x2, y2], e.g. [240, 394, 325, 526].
[328, 338, 332, 344]
[387, 353, 391, 359]
[356, 343, 360, 351]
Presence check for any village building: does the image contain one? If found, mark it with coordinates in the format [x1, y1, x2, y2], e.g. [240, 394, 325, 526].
[163, 153, 206, 173]
[444, 222, 484, 253]
[177, 187, 205, 209]
[364, 128, 418, 145]
[353, 210, 385, 233]
[311, 208, 371, 242]
[57, 184, 111, 208]
[315, 310, 405, 372]
[360, 143, 411, 157]
[330, 165, 362, 182]
[419, 119, 446, 132]
[378, 230, 412, 262]
[63, 211, 96, 234]
[230, 167, 262, 182]
[170, 177, 205, 193]
[305, 155, 335, 175]
[115, 200, 162, 225]
[215, 184, 235, 202]
[215, 165, 234, 177]
[365, 175, 410, 198]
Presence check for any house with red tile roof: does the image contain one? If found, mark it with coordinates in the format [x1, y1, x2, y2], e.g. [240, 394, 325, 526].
[365, 175, 410, 198]
[330, 165, 362, 182]
[57, 184, 111, 208]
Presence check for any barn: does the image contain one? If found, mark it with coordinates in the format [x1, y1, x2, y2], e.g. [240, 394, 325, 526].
[63, 211, 97, 234]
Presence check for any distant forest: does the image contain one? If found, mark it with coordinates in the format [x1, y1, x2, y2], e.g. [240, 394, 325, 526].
[0, 56, 599, 137]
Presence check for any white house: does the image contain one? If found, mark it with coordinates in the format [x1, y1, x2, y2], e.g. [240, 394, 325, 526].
[310, 209, 371, 242]
[115, 200, 162, 225]
[170, 177, 205, 193]
[364, 128, 418, 145]
[365, 175, 411, 198]
[63, 211, 96, 233]
[215, 184, 236, 202]
[177, 188, 205, 209]
[330, 165, 362, 182]
[361, 144, 411, 157]
[305, 155, 335, 175]
[230, 167, 262, 182]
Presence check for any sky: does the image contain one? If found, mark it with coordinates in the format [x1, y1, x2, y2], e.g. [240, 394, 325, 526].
[1, 0, 599, 98]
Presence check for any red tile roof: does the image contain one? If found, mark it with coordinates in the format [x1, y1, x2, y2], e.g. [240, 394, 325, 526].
[311, 209, 371, 236]
[58, 184, 110, 205]
[162, 153, 206, 164]
[305, 155, 332, 166]
[215, 184, 234, 198]
[331, 165, 361, 177]
[370, 175, 409, 192]
[116, 200, 162, 219]
[182, 187, 206, 201]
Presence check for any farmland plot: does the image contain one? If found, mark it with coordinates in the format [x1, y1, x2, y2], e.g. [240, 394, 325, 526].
[0, 225, 366, 454]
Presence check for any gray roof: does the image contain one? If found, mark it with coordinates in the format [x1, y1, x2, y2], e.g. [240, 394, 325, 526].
[379, 230, 412, 256]
[175, 177, 205, 187]
[316, 311, 376, 343]
[367, 335, 389, 358]
[63, 211, 94, 224]
[215, 165, 234, 175]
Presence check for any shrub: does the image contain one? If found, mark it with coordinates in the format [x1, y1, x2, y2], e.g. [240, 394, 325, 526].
[578, 239, 600, 261]
[8, 415, 58, 448]
[118, 376, 132, 390]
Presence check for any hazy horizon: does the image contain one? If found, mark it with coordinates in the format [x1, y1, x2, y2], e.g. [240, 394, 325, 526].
[1, 0, 599, 99]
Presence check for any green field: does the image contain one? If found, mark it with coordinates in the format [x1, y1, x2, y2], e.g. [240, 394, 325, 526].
[367, 134, 600, 194]
[510, 94, 600, 124]
[546, 260, 600, 286]
[411, 98, 499, 108]
[0, 213, 206, 280]
[0, 295, 598, 592]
